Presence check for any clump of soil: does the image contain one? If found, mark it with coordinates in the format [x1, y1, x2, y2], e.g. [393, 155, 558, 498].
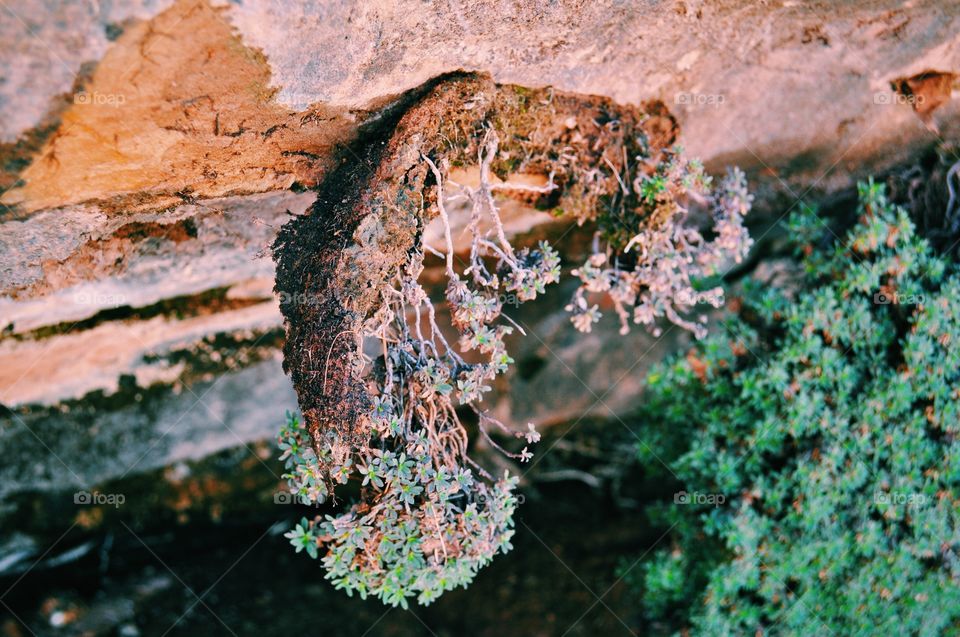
[272, 71, 677, 458]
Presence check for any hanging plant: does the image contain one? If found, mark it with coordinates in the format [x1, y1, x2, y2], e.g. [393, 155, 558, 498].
[272, 73, 752, 607]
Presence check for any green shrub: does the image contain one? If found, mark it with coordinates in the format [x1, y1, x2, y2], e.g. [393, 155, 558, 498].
[627, 180, 960, 635]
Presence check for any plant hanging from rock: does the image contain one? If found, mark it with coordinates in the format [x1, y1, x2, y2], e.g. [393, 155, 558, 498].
[272, 73, 753, 607]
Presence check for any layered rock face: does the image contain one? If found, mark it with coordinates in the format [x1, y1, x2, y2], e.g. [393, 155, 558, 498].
[0, 0, 958, 556]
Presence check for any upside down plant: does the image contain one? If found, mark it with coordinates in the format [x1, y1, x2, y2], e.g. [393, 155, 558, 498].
[277, 133, 558, 606]
[625, 180, 960, 635]
[272, 74, 753, 607]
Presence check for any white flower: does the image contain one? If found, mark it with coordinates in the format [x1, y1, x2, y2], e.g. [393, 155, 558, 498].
[524, 423, 541, 444]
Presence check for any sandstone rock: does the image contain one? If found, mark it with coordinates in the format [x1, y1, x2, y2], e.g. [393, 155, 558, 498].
[0, 0, 958, 513]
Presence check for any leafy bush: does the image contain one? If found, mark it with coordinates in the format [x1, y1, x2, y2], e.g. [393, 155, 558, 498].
[627, 180, 960, 635]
